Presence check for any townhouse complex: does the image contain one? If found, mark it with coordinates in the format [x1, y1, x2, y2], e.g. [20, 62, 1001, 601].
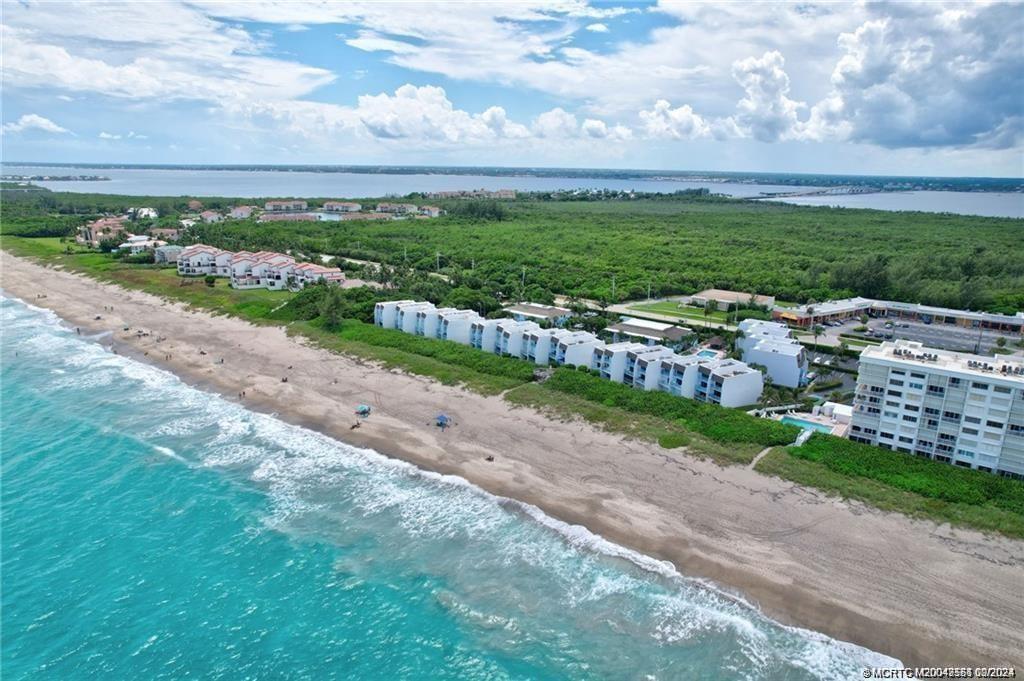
[176, 244, 344, 290]
[373, 300, 764, 408]
[736, 319, 810, 388]
[850, 340, 1024, 479]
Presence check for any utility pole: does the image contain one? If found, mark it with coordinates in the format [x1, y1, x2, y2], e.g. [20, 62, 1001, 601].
[436, 251, 440, 272]
[647, 282, 652, 300]
[611, 274, 616, 302]
[521, 266, 526, 296]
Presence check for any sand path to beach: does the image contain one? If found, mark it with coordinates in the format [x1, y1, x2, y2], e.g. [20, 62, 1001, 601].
[3, 251, 1022, 667]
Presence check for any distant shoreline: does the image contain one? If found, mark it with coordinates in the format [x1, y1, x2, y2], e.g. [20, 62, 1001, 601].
[5, 161, 1022, 193]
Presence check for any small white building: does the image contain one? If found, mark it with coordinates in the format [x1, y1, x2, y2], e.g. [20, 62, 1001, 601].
[592, 342, 649, 383]
[494, 320, 541, 356]
[291, 263, 345, 287]
[395, 302, 436, 333]
[230, 206, 255, 219]
[419, 205, 442, 218]
[377, 203, 419, 214]
[503, 303, 572, 327]
[118, 234, 166, 255]
[554, 332, 604, 368]
[200, 210, 223, 224]
[437, 310, 482, 344]
[129, 207, 158, 220]
[374, 300, 417, 328]
[469, 318, 504, 354]
[154, 244, 183, 263]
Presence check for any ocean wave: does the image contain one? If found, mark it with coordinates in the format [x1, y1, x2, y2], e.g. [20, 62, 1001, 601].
[2, 292, 901, 676]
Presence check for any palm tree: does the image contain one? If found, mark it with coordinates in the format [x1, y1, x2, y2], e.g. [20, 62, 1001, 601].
[812, 324, 824, 348]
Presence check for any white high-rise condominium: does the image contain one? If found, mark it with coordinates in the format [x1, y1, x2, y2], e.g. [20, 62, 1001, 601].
[849, 340, 1024, 478]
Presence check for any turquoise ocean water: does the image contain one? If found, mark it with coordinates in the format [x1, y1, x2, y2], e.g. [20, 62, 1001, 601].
[0, 295, 897, 679]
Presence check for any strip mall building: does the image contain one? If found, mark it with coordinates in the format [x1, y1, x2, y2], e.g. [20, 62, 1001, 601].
[773, 297, 1024, 335]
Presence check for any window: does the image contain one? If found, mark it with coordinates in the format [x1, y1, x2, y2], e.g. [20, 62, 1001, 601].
[889, 379, 904, 387]
[925, 419, 939, 429]
[891, 370, 906, 376]
[994, 386, 1011, 394]
[972, 382, 989, 391]
[899, 436, 914, 443]
[1009, 424, 1024, 436]
[986, 420, 1004, 429]
[870, 385, 884, 393]
[964, 416, 981, 424]
[942, 411, 961, 421]
[884, 411, 898, 419]
[939, 433, 956, 442]
[948, 377, 962, 386]
[927, 385, 945, 395]
[909, 382, 924, 390]
[905, 405, 919, 412]
[885, 400, 900, 407]
[902, 415, 918, 423]
[866, 407, 880, 415]
[911, 372, 926, 379]
[957, 449, 975, 459]
[918, 440, 934, 449]
[888, 390, 903, 397]
[924, 407, 940, 416]
[963, 428, 979, 436]
[880, 431, 894, 440]
[863, 427, 877, 436]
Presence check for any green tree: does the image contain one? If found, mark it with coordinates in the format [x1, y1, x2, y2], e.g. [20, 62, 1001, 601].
[318, 285, 345, 330]
[204, 275, 216, 287]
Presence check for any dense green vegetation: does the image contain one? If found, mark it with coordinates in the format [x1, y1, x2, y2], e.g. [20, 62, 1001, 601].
[4, 188, 1023, 313]
[757, 439, 1024, 538]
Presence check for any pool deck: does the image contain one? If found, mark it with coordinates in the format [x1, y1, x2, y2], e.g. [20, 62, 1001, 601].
[775, 412, 849, 437]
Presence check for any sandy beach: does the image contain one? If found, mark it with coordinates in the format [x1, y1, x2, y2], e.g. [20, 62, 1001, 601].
[3, 251, 1023, 667]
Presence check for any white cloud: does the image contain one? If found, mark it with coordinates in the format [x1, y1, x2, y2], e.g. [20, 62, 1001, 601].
[99, 130, 148, 141]
[581, 118, 632, 141]
[585, 23, 609, 33]
[532, 108, 579, 139]
[639, 100, 710, 140]
[729, 51, 805, 143]
[2, 113, 69, 135]
[99, 131, 122, 139]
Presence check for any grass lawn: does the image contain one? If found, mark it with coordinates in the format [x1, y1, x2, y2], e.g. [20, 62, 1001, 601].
[629, 300, 731, 323]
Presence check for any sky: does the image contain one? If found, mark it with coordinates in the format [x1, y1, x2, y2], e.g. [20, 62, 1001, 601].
[1, 1, 1022, 176]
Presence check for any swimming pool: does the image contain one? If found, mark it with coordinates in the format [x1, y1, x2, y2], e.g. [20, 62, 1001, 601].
[779, 416, 834, 434]
[697, 350, 718, 358]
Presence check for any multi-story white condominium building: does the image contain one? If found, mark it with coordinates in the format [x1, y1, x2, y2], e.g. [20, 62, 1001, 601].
[521, 329, 574, 366]
[736, 319, 793, 352]
[290, 263, 345, 287]
[374, 300, 415, 328]
[693, 359, 764, 408]
[592, 342, 649, 383]
[264, 200, 308, 212]
[737, 319, 809, 388]
[414, 307, 457, 338]
[436, 310, 482, 344]
[495, 320, 541, 356]
[469, 319, 504, 354]
[395, 302, 435, 334]
[323, 201, 362, 213]
[177, 244, 230, 276]
[628, 347, 680, 391]
[849, 340, 1024, 477]
[659, 355, 708, 398]
[554, 332, 604, 368]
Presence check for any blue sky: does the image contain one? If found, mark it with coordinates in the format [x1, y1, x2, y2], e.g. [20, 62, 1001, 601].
[2, 1, 1022, 176]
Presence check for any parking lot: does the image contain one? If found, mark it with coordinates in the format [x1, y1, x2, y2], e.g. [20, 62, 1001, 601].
[822, 317, 1020, 354]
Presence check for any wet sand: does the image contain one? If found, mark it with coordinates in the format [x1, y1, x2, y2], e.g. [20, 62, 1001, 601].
[3, 251, 1022, 667]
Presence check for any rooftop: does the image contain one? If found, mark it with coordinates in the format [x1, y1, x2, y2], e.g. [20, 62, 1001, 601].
[862, 340, 1024, 381]
[693, 289, 775, 304]
[606, 318, 692, 343]
[504, 302, 572, 319]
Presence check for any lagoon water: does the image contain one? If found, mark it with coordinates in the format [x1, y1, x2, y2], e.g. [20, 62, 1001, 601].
[0, 294, 896, 679]
[5, 164, 1023, 217]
